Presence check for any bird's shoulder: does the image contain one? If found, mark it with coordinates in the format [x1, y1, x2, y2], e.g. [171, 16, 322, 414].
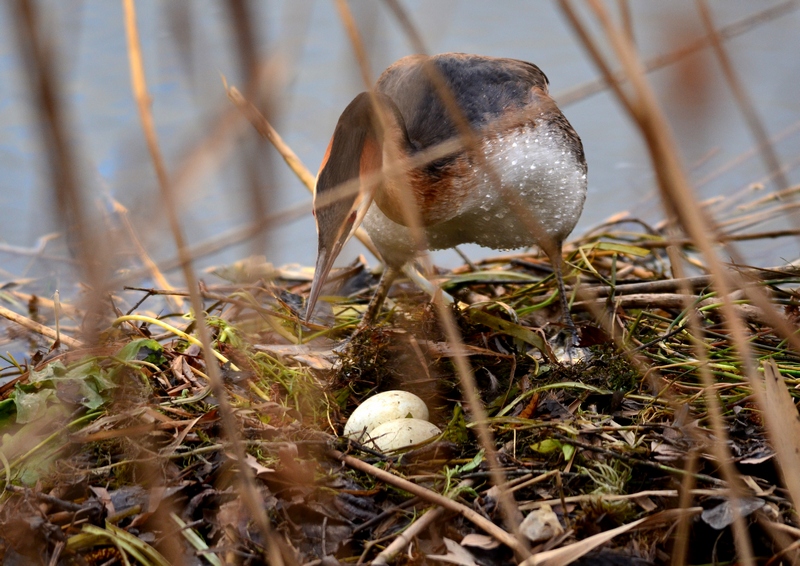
[375, 53, 551, 149]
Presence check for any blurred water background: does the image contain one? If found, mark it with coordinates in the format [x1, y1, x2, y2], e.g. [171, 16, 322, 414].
[0, 0, 798, 314]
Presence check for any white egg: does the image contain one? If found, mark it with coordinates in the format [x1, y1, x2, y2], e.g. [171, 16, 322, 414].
[343, 390, 429, 440]
[368, 418, 442, 452]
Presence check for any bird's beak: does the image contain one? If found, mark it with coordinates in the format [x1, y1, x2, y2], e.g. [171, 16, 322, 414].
[305, 210, 354, 323]
[305, 91, 389, 323]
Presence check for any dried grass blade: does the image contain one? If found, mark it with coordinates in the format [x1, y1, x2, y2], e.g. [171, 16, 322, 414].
[762, 361, 800, 512]
[520, 507, 702, 566]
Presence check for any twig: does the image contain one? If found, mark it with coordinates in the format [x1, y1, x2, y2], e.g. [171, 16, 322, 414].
[575, 293, 783, 326]
[5, 484, 85, 512]
[519, 487, 727, 511]
[371, 506, 446, 565]
[328, 448, 526, 555]
[108, 197, 184, 311]
[696, 1, 791, 196]
[576, 265, 799, 298]
[0, 304, 84, 349]
[551, 433, 725, 487]
[372, 480, 474, 565]
[633, 228, 800, 249]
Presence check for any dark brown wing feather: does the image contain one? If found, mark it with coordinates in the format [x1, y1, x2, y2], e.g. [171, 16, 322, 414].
[375, 53, 549, 153]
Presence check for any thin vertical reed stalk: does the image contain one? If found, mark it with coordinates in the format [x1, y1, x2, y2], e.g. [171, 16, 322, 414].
[121, 2, 285, 564]
[696, 0, 800, 241]
[559, 1, 779, 562]
[695, 1, 790, 194]
[12, 0, 107, 336]
[224, 0, 274, 260]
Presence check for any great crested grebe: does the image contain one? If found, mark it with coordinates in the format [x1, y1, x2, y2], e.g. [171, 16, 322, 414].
[306, 53, 587, 338]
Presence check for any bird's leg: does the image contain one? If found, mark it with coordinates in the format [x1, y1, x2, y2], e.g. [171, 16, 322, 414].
[552, 252, 577, 341]
[401, 264, 455, 307]
[549, 247, 588, 364]
[359, 265, 401, 329]
[357, 263, 456, 331]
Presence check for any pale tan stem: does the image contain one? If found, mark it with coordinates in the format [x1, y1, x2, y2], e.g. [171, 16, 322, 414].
[0, 305, 84, 350]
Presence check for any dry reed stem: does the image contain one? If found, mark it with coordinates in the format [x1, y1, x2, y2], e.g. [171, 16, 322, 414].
[576, 264, 799, 296]
[12, 0, 107, 339]
[559, 1, 800, 562]
[585, 2, 800, 562]
[223, 0, 275, 262]
[121, 2, 282, 563]
[556, 1, 800, 107]
[226, 84, 316, 190]
[108, 107, 254, 288]
[701, 121, 800, 196]
[616, 0, 634, 46]
[335, 0, 434, 276]
[225, 83, 381, 259]
[634, 228, 800, 247]
[757, 516, 800, 564]
[329, 449, 526, 554]
[371, 479, 474, 565]
[696, 1, 791, 196]
[381, 0, 428, 53]
[581, 5, 764, 562]
[762, 361, 800, 519]
[0, 304, 84, 350]
[109, 198, 184, 311]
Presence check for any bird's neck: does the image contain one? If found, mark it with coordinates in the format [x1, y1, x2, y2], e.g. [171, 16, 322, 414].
[371, 112, 424, 228]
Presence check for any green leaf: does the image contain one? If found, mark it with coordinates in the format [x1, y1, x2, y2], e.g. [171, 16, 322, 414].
[29, 361, 67, 384]
[529, 439, 563, 454]
[116, 338, 165, 365]
[444, 270, 541, 287]
[457, 449, 485, 474]
[441, 404, 469, 444]
[172, 513, 223, 566]
[586, 242, 650, 257]
[13, 385, 55, 424]
[63, 379, 105, 410]
[466, 308, 548, 354]
[0, 398, 16, 429]
[561, 442, 576, 461]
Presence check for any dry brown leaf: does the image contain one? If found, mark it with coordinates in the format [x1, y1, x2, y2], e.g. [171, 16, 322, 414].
[520, 507, 701, 566]
[460, 533, 501, 550]
[761, 361, 800, 512]
[428, 538, 480, 566]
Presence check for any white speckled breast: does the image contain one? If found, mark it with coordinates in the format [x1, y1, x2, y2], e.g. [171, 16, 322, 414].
[362, 122, 587, 267]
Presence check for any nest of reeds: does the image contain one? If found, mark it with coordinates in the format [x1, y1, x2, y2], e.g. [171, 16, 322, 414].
[0, 222, 798, 564]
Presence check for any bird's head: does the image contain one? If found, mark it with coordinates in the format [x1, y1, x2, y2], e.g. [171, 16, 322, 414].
[306, 92, 392, 321]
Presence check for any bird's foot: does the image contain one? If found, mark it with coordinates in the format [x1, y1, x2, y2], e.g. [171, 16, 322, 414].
[331, 313, 381, 354]
[331, 323, 365, 355]
[550, 328, 591, 365]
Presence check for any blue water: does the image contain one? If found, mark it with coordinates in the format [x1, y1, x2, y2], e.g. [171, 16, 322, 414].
[0, 0, 798, 300]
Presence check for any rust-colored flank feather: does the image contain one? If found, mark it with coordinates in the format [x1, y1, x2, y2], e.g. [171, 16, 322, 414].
[307, 53, 587, 334]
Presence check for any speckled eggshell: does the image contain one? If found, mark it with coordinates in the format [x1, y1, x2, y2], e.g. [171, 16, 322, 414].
[368, 418, 442, 452]
[343, 390, 429, 440]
